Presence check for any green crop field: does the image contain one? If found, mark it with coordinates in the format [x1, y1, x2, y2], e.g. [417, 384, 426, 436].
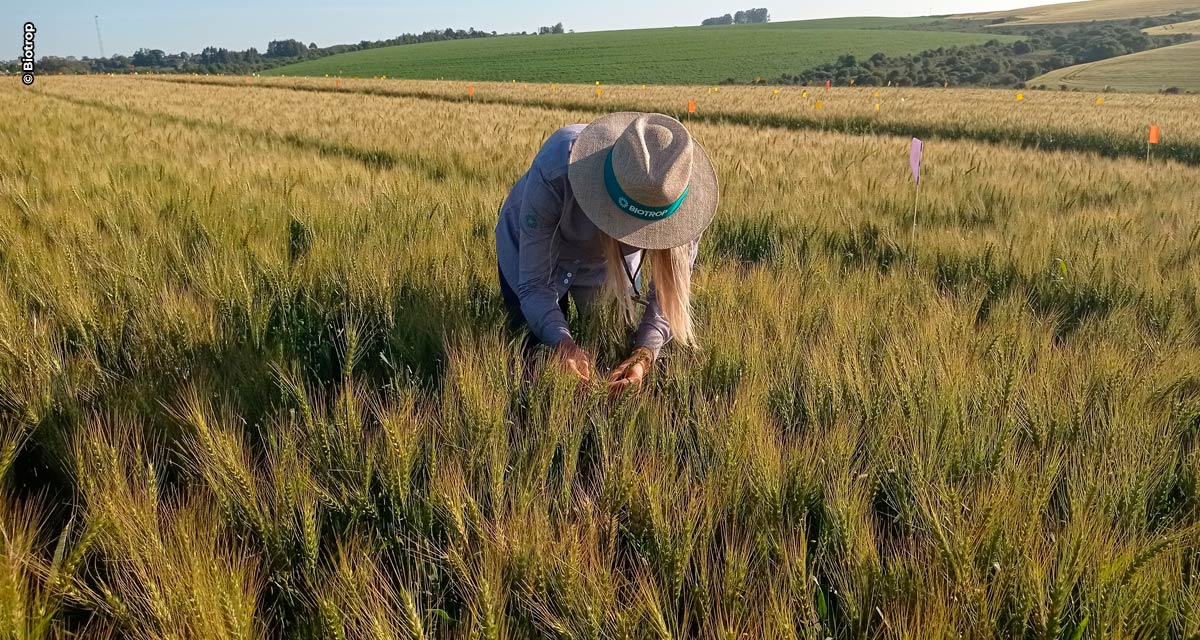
[6, 73, 1200, 638]
[1033, 40, 1200, 92]
[265, 20, 1017, 85]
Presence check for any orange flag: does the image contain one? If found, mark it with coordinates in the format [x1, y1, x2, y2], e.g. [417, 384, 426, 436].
[1149, 126, 1161, 144]
[825, 79, 831, 89]
[468, 85, 475, 98]
[688, 100, 696, 114]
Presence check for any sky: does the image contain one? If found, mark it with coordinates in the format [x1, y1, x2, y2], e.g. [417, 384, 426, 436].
[11, 0, 1059, 59]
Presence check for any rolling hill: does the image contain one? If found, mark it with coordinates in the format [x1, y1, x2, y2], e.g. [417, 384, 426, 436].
[265, 19, 1018, 85]
[1032, 39, 1200, 91]
[962, 0, 1200, 25]
[1143, 17, 1200, 34]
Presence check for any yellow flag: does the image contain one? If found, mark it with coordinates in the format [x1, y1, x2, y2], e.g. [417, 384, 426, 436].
[875, 103, 880, 111]
[1096, 97, 1104, 104]
[596, 88, 602, 96]
[815, 100, 823, 109]
[1016, 93, 1024, 101]
[802, 90, 808, 98]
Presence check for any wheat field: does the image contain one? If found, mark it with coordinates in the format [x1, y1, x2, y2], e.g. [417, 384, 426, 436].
[3, 76, 1200, 639]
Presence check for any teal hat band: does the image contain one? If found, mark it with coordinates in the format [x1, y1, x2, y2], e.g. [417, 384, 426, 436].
[604, 149, 689, 221]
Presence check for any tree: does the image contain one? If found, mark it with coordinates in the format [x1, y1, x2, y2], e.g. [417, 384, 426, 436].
[266, 39, 306, 58]
[734, 10, 746, 24]
[131, 48, 165, 67]
[747, 8, 770, 23]
[701, 13, 734, 25]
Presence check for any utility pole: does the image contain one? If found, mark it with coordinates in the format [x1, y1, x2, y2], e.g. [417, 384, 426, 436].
[94, 15, 105, 58]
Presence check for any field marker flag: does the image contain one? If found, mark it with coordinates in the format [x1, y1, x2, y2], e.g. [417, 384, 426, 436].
[1096, 97, 1104, 104]
[1150, 125, 1161, 145]
[688, 100, 696, 114]
[825, 80, 832, 89]
[909, 138, 925, 257]
[802, 90, 808, 98]
[1016, 93, 1025, 101]
[596, 88, 603, 97]
[468, 85, 474, 98]
[909, 138, 924, 185]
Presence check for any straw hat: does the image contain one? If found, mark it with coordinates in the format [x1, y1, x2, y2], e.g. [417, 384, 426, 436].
[568, 112, 718, 250]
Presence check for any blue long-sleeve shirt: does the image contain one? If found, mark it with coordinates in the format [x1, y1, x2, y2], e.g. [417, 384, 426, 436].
[495, 125, 699, 356]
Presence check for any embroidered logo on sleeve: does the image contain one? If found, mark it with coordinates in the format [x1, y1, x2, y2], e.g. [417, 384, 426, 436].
[523, 214, 539, 229]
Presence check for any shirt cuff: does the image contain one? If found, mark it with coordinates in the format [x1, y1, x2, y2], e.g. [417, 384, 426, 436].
[634, 328, 667, 359]
[542, 322, 572, 347]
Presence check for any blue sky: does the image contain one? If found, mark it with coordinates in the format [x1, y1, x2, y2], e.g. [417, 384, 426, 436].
[15, 0, 1049, 59]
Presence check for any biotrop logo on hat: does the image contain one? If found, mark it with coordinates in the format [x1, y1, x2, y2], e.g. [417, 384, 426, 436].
[604, 150, 688, 222]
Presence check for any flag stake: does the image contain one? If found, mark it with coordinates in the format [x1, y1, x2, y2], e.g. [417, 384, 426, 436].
[909, 138, 924, 263]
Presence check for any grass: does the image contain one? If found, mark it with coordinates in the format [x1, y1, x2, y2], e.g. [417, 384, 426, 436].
[962, 0, 1200, 25]
[263, 20, 1016, 85]
[1033, 40, 1200, 92]
[1144, 17, 1200, 34]
[5, 74, 1200, 638]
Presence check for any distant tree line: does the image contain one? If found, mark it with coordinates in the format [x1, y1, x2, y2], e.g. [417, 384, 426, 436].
[1, 24, 565, 76]
[764, 17, 1197, 89]
[702, 8, 770, 26]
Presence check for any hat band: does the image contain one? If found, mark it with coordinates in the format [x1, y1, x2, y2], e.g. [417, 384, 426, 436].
[604, 149, 689, 221]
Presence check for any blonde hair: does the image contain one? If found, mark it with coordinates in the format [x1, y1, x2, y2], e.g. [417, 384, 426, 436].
[603, 236, 695, 347]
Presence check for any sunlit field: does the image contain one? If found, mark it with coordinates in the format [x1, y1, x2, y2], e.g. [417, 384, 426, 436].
[3, 75, 1200, 639]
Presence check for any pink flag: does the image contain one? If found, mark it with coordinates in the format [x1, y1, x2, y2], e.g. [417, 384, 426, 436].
[909, 138, 924, 184]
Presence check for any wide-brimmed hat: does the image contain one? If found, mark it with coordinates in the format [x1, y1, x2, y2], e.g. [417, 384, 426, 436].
[568, 112, 718, 250]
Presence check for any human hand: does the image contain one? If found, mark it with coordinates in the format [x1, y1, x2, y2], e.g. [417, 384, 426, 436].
[555, 337, 593, 382]
[607, 347, 654, 396]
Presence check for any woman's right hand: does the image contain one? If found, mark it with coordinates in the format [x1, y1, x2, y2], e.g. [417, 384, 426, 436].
[555, 337, 593, 382]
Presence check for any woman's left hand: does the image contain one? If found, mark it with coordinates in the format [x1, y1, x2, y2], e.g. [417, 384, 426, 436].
[607, 347, 654, 396]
